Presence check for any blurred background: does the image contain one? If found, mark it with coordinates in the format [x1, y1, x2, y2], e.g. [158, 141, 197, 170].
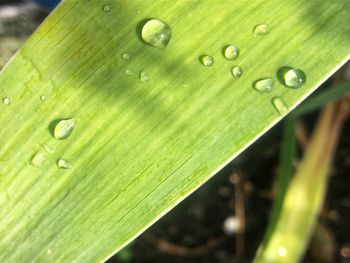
[0, 1, 349, 262]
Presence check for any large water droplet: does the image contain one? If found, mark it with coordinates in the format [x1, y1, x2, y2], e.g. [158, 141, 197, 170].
[223, 45, 239, 60]
[139, 70, 149, 82]
[141, 19, 172, 49]
[54, 119, 76, 140]
[254, 24, 269, 36]
[122, 53, 130, 60]
[278, 67, 306, 88]
[253, 78, 274, 93]
[199, 55, 214, 67]
[232, 66, 242, 79]
[272, 97, 288, 114]
[102, 4, 112, 12]
[57, 158, 72, 169]
[31, 152, 46, 167]
[2, 97, 10, 105]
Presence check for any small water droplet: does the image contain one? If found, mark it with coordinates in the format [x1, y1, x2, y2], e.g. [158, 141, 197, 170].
[124, 69, 134, 76]
[122, 53, 130, 60]
[54, 119, 76, 140]
[199, 55, 214, 67]
[254, 24, 269, 36]
[139, 70, 149, 82]
[279, 67, 306, 89]
[223, 45, 239, 60]
[102, 4, 112, 12]
[272, 97, 288, 114]
[253, 78, 274, 93]
[2, 97, 10, 105]
[141, 19, 172, 49]
[42, 145, 55, 154]
[136, 10, 141, 14]
[57, 158, 72, 169]
[40, 95, 46, 102]
[232, 66, 242, 79]
[31, 152, 46, 167]
[277, 247, 288, 257]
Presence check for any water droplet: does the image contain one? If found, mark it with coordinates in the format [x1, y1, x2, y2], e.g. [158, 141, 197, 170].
[42, 145, 55, 154]
[2, 97, 10, 105]
[278, 67, 306, 89]
[54, 119, 76, 140]
[136, 10, 141, 14]
[223, 45, 239, 60]
[102, 4, 112, 12]
[253, 78, 274, 93]
[254, 24, 269, 36]
[141, 19, 172, 49]
[31, 152, 46, 167]
[122, 53, 130, 60]
[232, 66, 242, 79]
[277, 247, 288, 257]
[139, 70, 149, 82]
[124, 69, 134, 76]
[57, 159, 72, 169]
[40, 95, 46, 102]
[199, 55, 214, 67]
[272, 97, 288, 114]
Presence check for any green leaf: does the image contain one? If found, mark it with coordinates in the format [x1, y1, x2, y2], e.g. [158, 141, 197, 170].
[0, 1, 349, 262]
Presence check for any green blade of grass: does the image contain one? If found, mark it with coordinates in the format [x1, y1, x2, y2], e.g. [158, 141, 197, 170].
[0, 1, 349, 262]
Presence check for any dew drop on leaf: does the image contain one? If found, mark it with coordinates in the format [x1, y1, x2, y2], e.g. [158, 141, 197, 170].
[2, 97, 10, 105]
[141, 19, 172, 49]
[30, 152, 46, 168]
[223, 45, 239, 60]
[54, 119, 76, 140]
[122, 53, 130, 60]
[279, 67, 306, 88]
[253, 78, 274, 93]
[253, 24, 269, 36]
[199, 55, 214, 67]
[139, 70, 149, 82]
[272, 96, 288, 114]
[57, 159, 72, 169]
[102, 4, 112, 12]
[232, 66, 242, 79]
[124, 69, 134, 76]
[40, 95, 46, 102]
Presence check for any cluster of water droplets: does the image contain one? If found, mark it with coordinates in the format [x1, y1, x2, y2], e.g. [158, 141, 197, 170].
[30, 119, 75, 169]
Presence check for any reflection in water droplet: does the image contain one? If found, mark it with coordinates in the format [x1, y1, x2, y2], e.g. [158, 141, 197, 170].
[279, 67, 306, 89]
[54, 119, 76, 140]
[40, 95, 46, 102]
[272, 97, 288, 114]
[253, 78, 274, 93]
[31, 152, 46, 167]
[232, 66, 242, 79]
[254, 24, 269, 36]
[223, 45, 239, 60]
[124, 69, 134, 76]
[141, 19, 172, 48]
[139, 70, 149, 82]
[102, 4, 112, 12]
[122, 53, 130, 60]
[2, 97, 10, 105]
[57, 159, 72, 169]
[199, 55, 214, 67]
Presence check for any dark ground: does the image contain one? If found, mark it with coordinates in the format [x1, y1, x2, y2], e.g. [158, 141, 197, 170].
[0, 1, 349, 262]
